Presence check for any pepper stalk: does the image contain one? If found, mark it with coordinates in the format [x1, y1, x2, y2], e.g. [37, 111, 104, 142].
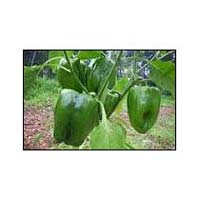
[98, 50, 123, 101]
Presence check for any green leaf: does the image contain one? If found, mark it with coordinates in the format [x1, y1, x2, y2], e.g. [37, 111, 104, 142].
[115, 95, 127, 115]
[47, 51, 73, 72]
[24, 65, 42, 94]
[78, 51, 103, 60]
[90, 102, 127, 149]
[49, 50, 73, 59]
[159, 50, 167, 56]
[46, 51, 63, 72]
[87, 56, 113, 93]
[150, 60, 175, 96]
[90, 119, 127, 149]
[48, 64, 58, 73]
[49, 50, 63, 57]
[114, 77, 129, 93]
[48, 51, 63, 63]
[48, 51, 73, 64]
[66, 51, 73, 58]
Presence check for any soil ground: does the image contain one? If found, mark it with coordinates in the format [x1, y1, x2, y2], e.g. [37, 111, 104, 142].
[24, 105, 175, 150]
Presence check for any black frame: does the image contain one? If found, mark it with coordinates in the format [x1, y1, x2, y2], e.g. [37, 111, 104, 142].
[23, 49, 176, 151]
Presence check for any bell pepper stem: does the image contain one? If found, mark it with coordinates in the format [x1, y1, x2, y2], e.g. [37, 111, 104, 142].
[107, 78, 136, 118]
[96, 99, 107, 121]
[63, 51, 89, 94]
[98, 51, 123, 100]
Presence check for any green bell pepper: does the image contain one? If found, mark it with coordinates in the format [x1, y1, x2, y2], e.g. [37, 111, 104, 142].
[86, 57, 115, 93]
[104, 90, 120, 117]
[127, 86, 161, 133]
[57, 59, 87, 93]
[54, 89, 99, 146]
[57, 66, 83, 92]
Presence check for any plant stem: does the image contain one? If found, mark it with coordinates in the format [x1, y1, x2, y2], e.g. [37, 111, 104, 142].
[99, 101, 107, 121]
[120, 79, 135, 100]
[63, 51, 89, 94]
[136, 51, 160, 74]
[108, 50, 175, 118]
[107, 78, 136, 118]
[158, 50, 174, 60]
[38, 56, 63, 74]
[136, 50, 174, 75]
[43, 56, 62, 66]
[98, 51, 123, 100]
[140, 78, 149, 83]
[63, 51, 71, 67]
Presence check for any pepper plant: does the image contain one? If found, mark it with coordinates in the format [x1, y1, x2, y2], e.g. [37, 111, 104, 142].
[24, 50, 175, 149]
[52, 50, 175, 149]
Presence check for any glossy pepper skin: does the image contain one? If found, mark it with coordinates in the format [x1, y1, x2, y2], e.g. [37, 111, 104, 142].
[57, 66, 82, 92]
[127, 86, 161, 133]
[87, 57, 115, 93]
[104, 91, 120, 117]
[54, 89, 99, 146]
[57, 59, 88, 93]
